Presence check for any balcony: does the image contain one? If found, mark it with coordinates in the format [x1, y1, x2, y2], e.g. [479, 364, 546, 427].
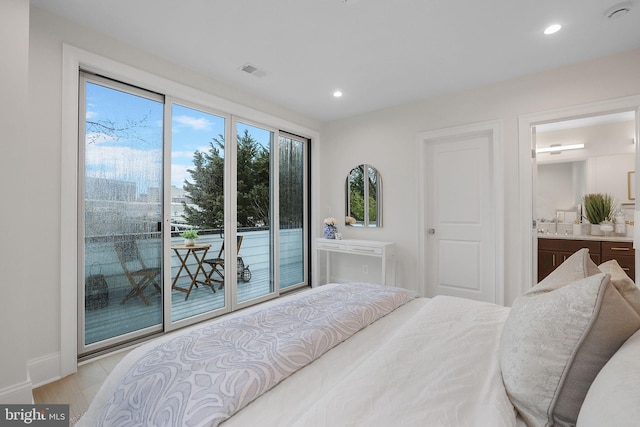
[83, 228, 306, 346]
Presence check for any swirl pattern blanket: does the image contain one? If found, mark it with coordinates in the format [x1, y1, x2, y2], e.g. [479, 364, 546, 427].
[96, 283, 415, 426]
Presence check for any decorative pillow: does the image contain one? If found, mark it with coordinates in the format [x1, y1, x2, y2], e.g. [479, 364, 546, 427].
[576, 329, 640, 426]
[598, 260, 640, 316]
[500, 249, 640, 427]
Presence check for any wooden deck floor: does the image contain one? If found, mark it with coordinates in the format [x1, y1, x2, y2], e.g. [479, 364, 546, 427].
[84, 263, 305, 346]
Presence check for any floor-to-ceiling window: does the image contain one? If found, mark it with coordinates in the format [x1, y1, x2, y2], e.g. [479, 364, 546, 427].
[79, 73, 164, 354]
[78, 72, 310, 355]
[279, 132, 308, 289]
[169, 102, 228, 323]
[235, 121, 276, 304]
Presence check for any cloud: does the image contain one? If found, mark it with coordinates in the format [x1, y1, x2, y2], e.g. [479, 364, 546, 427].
[171, 145, 212, 159]
[172, 150, 196, 159]
[171, 163, 192, 187]
[85, 144, 162, 191]
[86, 111, 97, 119]
[173, 115, 213, 131]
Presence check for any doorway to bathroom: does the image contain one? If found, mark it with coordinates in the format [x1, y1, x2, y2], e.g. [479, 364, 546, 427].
[519, 96, 640, 291]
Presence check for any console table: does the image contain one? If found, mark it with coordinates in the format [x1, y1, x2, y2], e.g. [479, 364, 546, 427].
[316, 238, 396, 286]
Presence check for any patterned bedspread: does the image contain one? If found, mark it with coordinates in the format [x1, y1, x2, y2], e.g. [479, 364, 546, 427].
[96, 283, 416, 426]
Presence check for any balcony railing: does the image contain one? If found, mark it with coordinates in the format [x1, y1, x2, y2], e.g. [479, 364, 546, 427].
[83, 228, 306, 346]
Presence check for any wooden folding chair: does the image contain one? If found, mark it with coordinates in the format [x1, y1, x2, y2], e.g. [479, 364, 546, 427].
[203, 236, 243, 290]
[114, 239, 161, 306]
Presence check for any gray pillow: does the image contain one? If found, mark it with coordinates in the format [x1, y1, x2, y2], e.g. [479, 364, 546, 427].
[500, 249, 640, 427]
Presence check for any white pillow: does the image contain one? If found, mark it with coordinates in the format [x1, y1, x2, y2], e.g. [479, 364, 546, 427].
[500, 249, 640, 427]
[577, 329, 640, 426]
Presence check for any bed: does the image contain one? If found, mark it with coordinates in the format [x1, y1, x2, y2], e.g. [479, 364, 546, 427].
[77, 249, 640, 427]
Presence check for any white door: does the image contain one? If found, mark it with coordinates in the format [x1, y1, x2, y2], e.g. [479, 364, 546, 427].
[423, 132, 497, 302]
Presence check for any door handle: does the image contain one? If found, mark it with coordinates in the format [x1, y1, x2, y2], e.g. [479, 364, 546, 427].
[427, 228, 435, 235]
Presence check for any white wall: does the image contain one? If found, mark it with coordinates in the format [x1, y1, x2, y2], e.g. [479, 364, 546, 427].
[13, 2, 640, 394]
[320, 48, 640, 304]
[0, 0, 31, 403]
[23, 6, 320, 388]
[537, 162, 580, 221]
[588, 154, 636, 205]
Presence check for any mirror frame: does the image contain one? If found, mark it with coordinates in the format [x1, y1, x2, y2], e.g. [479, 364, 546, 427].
[345, 164, 382, 227]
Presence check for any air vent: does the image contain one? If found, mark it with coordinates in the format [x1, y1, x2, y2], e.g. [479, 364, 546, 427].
[605, 2, 633, 19]
[240, 63, 266, 78]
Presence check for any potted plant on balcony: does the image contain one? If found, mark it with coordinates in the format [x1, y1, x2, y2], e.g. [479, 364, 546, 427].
[180, 229, 199, 246]
[583, 193, 615, 236]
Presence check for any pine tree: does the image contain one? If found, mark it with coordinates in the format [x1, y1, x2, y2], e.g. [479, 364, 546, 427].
[183, 129, 271, 228]
[182, 136, 225, 228]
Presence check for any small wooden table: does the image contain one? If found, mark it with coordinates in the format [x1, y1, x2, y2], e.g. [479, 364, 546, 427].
[171, 243, 213, 300]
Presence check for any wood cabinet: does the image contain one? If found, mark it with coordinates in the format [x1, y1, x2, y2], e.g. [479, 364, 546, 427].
[538, 238, 634, 282]
[538, 239, 600, 281]
[601, 241, 635, 280]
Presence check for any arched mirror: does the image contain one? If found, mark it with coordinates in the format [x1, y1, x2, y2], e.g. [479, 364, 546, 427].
[345, 164, 382, 227]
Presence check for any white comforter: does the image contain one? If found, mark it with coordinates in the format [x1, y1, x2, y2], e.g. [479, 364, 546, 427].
[227, 294, 517, 427]
[79, 285, 517, 427]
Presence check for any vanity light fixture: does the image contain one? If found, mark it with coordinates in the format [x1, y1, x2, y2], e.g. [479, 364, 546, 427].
[544, 24, 562, 35]
[536, 143, 584, 154]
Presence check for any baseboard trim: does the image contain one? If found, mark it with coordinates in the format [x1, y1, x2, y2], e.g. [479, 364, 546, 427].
[28, 352, 62, 389]
[0, 378, 33, 403]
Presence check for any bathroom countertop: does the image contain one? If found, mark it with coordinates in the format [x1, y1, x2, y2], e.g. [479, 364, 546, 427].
[537, 233, 633, 243]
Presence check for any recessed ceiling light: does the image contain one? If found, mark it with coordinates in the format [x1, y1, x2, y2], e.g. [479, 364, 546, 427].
[544, 24, 562, 35]
[333, 90, 343, 98]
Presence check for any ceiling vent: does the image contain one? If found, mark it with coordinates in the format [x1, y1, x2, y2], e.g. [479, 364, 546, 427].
[605, 1, 633, 19]
[240, 63, 266, 78]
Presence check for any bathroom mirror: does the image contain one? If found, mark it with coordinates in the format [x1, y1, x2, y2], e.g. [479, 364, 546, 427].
[345, 164, 382, 227]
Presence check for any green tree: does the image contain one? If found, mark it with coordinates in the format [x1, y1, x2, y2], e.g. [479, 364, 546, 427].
[182, 136, 225, 228]
[237, 129, 270, 227]
[183, 129, 271, 228]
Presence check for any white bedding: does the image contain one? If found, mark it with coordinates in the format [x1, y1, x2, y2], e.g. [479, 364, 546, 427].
[227, 294, 517, 427]
[79, 285, 518, 427]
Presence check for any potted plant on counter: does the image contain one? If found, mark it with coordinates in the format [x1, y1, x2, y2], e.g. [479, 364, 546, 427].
[180, 229, 199, 246]
[583, 193, 615, 236]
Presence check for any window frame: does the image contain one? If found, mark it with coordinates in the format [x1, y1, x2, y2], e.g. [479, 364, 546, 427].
[61, 44, 320, 375]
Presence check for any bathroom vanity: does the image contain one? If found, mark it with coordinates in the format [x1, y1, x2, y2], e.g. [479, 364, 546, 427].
[538, 235, 634, 281]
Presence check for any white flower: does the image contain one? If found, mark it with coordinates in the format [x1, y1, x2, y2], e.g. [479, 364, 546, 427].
[324, 217, 337, 226]
[345, 216, 356, 225]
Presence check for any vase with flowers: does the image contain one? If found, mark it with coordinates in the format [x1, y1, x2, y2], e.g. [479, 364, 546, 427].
[323, 217, 338, 239]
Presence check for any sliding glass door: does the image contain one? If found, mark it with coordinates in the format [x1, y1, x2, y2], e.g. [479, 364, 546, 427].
[79, 73, 164, 355]
[169, 103, 228, 322]
[279, 133, 307, 289]
[236, 122, 276, 304]
[78, 73, 310, 355]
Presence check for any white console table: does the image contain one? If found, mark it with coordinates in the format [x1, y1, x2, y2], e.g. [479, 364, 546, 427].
[315, 238, 396, 286]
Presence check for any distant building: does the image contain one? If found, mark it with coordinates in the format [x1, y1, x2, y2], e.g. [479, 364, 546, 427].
[85, 177, 136, 201]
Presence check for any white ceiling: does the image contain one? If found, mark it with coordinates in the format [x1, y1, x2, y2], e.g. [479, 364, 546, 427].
[31, 0, 640, 122]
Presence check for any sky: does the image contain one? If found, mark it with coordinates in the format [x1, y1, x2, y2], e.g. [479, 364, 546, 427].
[85, 81, 271, 194]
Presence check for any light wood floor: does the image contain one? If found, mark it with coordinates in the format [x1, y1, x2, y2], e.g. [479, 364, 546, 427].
[32, 350, 130, 425]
